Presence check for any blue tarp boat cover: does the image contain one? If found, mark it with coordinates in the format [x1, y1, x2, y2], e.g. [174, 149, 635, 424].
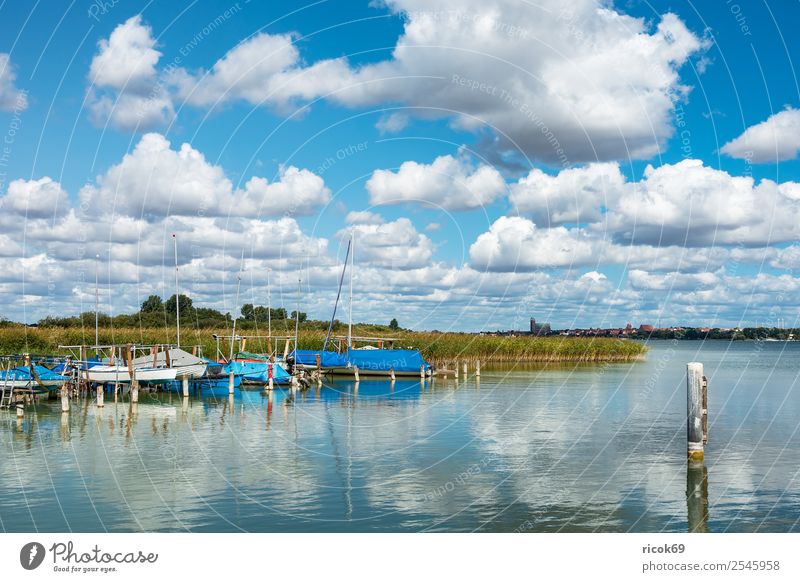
[51, 357, 101, 374]
[291, 350, 349, 369]
[346, 348, 430, 373]
[225, 360, 291, 383]
[0, 365, 67, 384]
[292, 348, 429, 373]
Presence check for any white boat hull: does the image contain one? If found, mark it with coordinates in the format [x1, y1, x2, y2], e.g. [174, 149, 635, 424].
[84, 366, 177, 383]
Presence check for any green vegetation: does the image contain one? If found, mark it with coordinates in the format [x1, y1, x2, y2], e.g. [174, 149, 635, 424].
[0, 294, 647, 362]
[0, 325, 647, 363]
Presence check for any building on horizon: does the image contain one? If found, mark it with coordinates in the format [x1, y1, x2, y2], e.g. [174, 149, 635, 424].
[530, 318, 551, 336]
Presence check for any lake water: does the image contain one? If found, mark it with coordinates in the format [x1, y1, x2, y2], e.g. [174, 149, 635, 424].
[2, 340, 799, 532]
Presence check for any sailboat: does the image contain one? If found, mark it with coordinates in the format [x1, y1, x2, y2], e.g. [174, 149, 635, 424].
[129, 235, 207, 380]
[289, 233, 432, 377]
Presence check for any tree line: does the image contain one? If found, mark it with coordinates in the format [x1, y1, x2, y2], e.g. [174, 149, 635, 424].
[35, 294, 309, 329]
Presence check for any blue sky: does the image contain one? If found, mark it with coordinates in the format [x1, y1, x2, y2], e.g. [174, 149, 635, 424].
[1, 0, 800, 330]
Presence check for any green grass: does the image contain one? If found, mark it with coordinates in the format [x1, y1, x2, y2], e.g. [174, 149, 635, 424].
[0, 325, 647, 363]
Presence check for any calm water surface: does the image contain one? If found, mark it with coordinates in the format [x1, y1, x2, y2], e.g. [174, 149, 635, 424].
[2, 340, 799, 532]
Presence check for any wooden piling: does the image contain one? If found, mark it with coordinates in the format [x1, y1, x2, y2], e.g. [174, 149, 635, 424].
[454, 362, 459, 380]
[131, 375, 139, 403]
[702, 375, 709, 445]
[60, 385, 70, 413]
[687, 362, 704, 461]
[420, 365, 424, 379]
[228, 371, 235, 395]
[354, 366, 360, 383]
[475, 360, 481, 377]
[16, 403, 23, 418]
[390, 368, 396, 381]
[96, 384, 104, 407]
[182, 376, 189, 397]
[463, 361, 467, 375]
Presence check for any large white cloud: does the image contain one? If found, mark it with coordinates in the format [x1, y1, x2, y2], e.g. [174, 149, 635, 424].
[0, 177, 69, 218]
[80, 133, 329, 219]
[507, 158, 800, 247]
[115, 1, 705, 162]
[169, 31, 351, 112]
[334, 1, 706, 162]
[721, 107, 800, 163]
[510, 162, 624, 226]
[608, 159, 800, 246]
[469, 216, 597, 270]
[87, 15, 174, 131]
[338, 217, 435, 269]
[366, 154, 505, 210]
[0, 53, 28, 112]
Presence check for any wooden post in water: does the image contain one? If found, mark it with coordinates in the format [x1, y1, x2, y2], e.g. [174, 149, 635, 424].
[267, 363, 274, 391]
[131, 371, 139, 403]
[182, 376, 189, 397]
[702, 375, 709, 445]
[454, 361, 459, 380]
[390, 368, 396, 381]
[60, 385, 70, 413]
[16, 403, 24, 418]
[96, 384, 104, 407]
[353, 366, 360, 383]
[475, 360, 481, 377]
[228, 371, 235, 395]
[463, 361, 467, 376]
[687, 362, 704, 461]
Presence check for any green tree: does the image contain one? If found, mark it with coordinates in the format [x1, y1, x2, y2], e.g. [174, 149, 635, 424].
[389, 318, 399, 331]
[241, 303, 255, 321]
[140, 295, 163, 313]
[164, 294, 193, 317]
[290, 310, 307, 323]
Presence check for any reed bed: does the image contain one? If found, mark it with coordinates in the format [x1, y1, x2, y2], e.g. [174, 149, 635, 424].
[0, 325, 647, 363]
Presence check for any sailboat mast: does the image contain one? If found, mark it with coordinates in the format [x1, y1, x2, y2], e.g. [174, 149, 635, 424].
[229, 256, 244, 361]
[173, 234, 180, 347]
[267, 267, 272, 340]
[94, 254, 100, 351]
[295, 277, 301, 355]
[348, 230, 354, 348]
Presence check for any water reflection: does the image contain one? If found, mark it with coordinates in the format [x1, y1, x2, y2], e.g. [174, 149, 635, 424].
[686, 461, 709, 533]
[2, 341, 800, 532]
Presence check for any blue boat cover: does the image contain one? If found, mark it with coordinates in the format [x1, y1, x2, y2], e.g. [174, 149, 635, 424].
[0, 365, 67, 383]
[346, 348, 430, 373]
[291, 350, 349, 368]
[51, 357, 101, 374]
[225, 360, 291, 382]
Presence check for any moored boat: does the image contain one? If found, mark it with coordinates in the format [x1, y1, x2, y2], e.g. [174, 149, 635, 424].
[131, 347, 208, 379]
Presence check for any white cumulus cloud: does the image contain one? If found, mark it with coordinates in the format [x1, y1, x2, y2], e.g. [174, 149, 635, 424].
[366, 154, 505, 210]
[87, 15, 174, 131]
[80, 133, 329, 219]
[469, 216, 597, 270]
[721, 107, 800, 163]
